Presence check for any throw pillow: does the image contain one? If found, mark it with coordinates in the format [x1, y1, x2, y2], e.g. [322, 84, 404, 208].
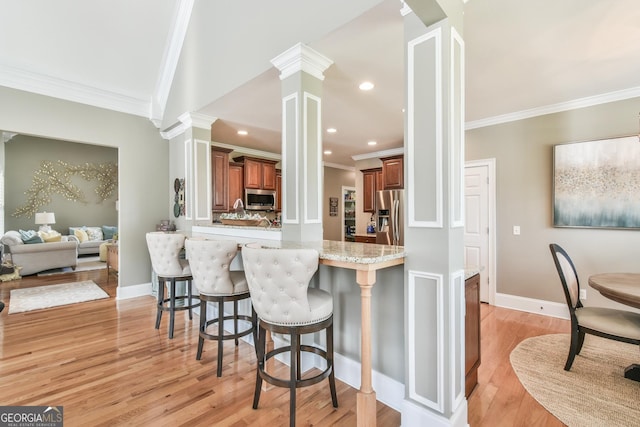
[85, 227, 104, 241]
[38, 230, 62, 242]
[19, 229, 44, 244]
[1, 231, 23, 246]
[102, 225, 118, 240]
[74, 229, 89, 243]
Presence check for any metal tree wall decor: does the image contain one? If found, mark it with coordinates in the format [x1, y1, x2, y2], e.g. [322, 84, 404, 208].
[12, 160, 118, 217]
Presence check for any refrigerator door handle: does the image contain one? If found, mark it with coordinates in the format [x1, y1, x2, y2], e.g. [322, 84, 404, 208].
[393, 199, 400, 245]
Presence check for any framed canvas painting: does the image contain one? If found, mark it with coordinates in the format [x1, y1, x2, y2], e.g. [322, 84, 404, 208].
[553, 136, 640, 229]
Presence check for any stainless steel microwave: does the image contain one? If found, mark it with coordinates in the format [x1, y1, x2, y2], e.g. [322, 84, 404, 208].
[245, 188, 276, 211]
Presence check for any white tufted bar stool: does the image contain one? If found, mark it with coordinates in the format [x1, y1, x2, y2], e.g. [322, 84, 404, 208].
[241, 243, 338, 427]
[185, 238, 256, 377]
[146, 232, 198, 339]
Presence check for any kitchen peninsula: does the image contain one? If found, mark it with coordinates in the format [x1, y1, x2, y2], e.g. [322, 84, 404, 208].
[192, 224, 405, 426]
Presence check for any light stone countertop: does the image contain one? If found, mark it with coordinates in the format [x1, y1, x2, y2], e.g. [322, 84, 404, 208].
[465, 268, 480, 280]
[191, 225, 405, 266]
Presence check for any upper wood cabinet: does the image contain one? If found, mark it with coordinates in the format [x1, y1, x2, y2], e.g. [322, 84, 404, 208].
[362, 167, 382, 213]
[211, 147, 233, 213]
[228, 162, 244, 210]
[381, 155, 404, 189]
[234, 156, 277, 190]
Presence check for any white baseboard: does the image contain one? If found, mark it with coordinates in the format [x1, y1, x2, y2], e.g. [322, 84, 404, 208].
[494, 292, 569, 319]
[401, 398, 468, 427]
[333, 352, 405, 412]
[116, 282, 152, 300]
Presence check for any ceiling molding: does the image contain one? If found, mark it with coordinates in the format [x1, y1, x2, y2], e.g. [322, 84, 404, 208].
[352, 147, 404, 161]
[1, 132, 17, 143]
[465, 86, 640, 130]
[151, 0, 195, 124]
[271, 42, 334, 81]
[0, 62, 150, 117]
[179, 112, 217, 130]
[323, 161, 355, 172]
[160, 123, 186, 140]
[210, 141, 281, 161]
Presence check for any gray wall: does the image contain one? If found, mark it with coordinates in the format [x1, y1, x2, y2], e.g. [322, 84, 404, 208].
[466, 97, 640, 308]
[5, 135, 117, 234]
[323, 166, 356, 241]
[0, 86, 168, 288]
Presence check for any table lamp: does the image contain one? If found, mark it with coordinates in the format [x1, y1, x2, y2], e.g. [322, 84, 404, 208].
[35, 211, 56, 232]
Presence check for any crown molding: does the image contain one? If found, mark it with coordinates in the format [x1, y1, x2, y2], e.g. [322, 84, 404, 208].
[1, 132, 17, 143]
[271, 42, 334, 81]
[210, 141, 281, 161]
[0, 62, 150, 118]
[178, 112, 217, 130]
[323, 161, 355, 172]
[351, 147, 404, 161]
[151, 0, 195, 124]
[400, 2, 412, 16]
[465, 86, 640, 130]
[160, 123, 186, 140]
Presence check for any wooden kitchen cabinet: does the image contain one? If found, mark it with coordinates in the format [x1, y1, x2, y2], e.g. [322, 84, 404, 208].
[228, 162, 244, 210]
[354, 234, 376, 244]
[381, 155, 404, 189]
[465, 273, 481, 397]
[211, 147, 232, 212]
[362, 167, 382, 213]
[234, 156, 277, 190]
[262, 161, 276, 190]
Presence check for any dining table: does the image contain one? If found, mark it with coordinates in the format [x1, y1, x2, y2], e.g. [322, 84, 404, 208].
[588, 273, 640, 381]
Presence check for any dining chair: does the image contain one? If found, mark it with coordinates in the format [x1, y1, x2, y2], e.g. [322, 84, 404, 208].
[146, 232, 198, 339]
[549, 243, 640, 370]
[185, 238, 256, 377]
[241, 243, 338, 427]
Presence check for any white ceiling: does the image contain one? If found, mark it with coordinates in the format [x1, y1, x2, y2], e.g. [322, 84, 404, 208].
[2, 0, 640, 166]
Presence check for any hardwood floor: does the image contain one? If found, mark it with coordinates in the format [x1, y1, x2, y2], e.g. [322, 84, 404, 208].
[0, 270, 570, 426]
[467, 304, 570, 427]
[0, 269, 399, 426]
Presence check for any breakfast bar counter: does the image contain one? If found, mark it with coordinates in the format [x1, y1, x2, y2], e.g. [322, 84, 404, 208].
[192, 225, 405, 426]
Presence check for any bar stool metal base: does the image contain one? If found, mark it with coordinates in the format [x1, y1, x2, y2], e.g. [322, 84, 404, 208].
[253, 315, 338, 427]
[155, 275, 198, 339]
[197, 292, 256, 377]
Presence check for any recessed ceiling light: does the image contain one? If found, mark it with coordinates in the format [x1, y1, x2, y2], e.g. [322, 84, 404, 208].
[359, 81, 375, 91]
[367, 141, 377, 146]
[324, 150, 332, 155]
[237, 130, 248, 136]
[327, 128, 337, 133]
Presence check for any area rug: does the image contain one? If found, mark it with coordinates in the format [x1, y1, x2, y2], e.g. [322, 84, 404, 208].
[37, 256, 106, 276]
[9, 280, 109, 314]
[510, 333, 640, 427]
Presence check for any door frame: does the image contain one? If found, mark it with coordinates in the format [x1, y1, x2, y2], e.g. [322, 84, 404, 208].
[464, 158, 497, 305]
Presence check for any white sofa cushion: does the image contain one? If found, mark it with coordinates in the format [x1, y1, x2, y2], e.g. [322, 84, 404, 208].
[1, 230, 23, 246]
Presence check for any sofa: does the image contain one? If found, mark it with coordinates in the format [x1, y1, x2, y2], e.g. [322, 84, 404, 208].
[68, 226, 117, 255]
[1, 230, 78, 276]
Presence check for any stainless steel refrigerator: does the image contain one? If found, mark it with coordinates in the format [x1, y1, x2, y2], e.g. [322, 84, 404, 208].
[375, 190, 404, 246]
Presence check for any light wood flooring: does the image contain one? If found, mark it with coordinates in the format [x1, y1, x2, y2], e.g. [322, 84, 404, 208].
[0, 268, 570, 426]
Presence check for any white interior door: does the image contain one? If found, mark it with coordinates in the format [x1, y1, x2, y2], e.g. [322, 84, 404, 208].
[464, 163, 491, 302]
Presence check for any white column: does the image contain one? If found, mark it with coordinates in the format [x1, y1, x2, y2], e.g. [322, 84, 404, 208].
[401, 2, 466, 427]
[271, 43, 333, 242]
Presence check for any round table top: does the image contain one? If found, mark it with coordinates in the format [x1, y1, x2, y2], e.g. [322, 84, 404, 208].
[588, 273, 640, 310]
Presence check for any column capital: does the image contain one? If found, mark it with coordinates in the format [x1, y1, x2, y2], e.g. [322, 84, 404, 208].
[271, 42, 333, 81]
[178, 112, 218, 130]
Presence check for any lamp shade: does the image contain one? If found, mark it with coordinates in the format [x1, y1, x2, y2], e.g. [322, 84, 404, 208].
[35, 212, 56, 225]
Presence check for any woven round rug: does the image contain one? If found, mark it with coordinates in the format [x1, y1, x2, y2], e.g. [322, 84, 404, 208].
[510, 333, 640, 427]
